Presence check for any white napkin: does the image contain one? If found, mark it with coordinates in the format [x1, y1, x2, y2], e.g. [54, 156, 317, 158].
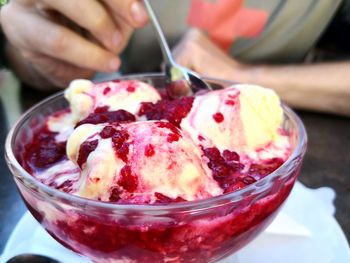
[264, 182, 335, 237]
[232, 182, 349, 263]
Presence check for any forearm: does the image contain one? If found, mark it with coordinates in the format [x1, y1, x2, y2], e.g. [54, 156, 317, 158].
[243, 62, 350, 116]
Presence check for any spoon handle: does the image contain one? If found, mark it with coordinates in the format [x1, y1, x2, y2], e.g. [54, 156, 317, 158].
[143, 0, 174, 65]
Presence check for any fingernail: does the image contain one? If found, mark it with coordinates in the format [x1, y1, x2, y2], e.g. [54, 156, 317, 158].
[131, 2, 148, 26]
[109, 58, 120, 71]
[112, 31, 122, 47]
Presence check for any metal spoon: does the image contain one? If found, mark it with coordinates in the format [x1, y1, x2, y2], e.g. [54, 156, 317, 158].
[6, 254, 60, 263]
[143, 0, 212, 97]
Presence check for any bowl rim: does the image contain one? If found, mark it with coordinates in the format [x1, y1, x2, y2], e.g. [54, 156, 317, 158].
[5, 73, 307, 212]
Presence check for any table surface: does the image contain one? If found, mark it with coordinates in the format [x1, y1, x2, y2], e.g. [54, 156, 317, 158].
[0, 82, 349, 254]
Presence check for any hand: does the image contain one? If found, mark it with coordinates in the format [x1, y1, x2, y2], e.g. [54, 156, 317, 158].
[173, 29, 252, 83]
[0, 0, 148, 90]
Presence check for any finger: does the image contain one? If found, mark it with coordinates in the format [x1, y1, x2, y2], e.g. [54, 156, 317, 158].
[40, 0, 121, 52]
[173, 40, 194, 69]
[102, 0, 148, 28]
[173, 49, 192, 69]
[2, 5, 120, 73]
[173, 29, 219, 72]
[174, 38, 235, 79]
[110, 14, 134, 54]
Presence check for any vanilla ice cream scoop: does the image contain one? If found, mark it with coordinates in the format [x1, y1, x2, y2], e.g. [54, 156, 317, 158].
[181, 84, 284, 154]
[64, 79, 161, 122]
[66, 121, 222, 203]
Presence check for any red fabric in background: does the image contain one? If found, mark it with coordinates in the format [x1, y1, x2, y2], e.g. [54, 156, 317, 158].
[187, 0, 269, 51]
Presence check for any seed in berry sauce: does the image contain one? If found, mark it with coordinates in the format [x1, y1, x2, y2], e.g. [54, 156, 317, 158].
[212, 112, 224, 123]
[144, 144, 155, 157]
[77, 139, 99, 168]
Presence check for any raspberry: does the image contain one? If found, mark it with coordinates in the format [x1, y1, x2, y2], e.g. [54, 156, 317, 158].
[212, 112, 224, 123]
[77, 139, 99, 168]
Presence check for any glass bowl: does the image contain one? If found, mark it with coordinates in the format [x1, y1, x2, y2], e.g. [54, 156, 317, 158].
[5, 74, 307, 263]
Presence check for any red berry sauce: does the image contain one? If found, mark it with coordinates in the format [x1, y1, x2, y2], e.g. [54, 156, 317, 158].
[77, 139, 99, 168]
[76, 110, 136, 127]
[118, 165, 138, 193]
[23, 125, 66, 171]
[94, 106, 110, 113]
[100, 125, 117, 139]
[156, 121, 181, 143]
[202, 146, 284, 193]
[144, 144, 155, 157]
[138, 97, 194, 127]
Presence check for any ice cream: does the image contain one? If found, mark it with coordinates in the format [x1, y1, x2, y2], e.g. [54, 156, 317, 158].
[65, 79, 161, 122]
[66, 121, 222, 202]
[23, 79, 291, 203]
[181, 84, 283, 152]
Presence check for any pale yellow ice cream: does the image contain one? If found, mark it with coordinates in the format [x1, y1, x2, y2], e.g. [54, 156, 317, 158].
[64, 79, 161, 122]
[181, 84, 284, 156]
[66, 121, 222, 202]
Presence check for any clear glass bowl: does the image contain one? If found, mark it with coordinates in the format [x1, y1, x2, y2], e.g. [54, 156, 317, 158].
[5, 74, 307, 263]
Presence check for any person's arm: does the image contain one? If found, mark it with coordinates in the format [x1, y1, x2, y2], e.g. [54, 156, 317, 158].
[174, 29, 350, 116]
[247, 62, 350, 116]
